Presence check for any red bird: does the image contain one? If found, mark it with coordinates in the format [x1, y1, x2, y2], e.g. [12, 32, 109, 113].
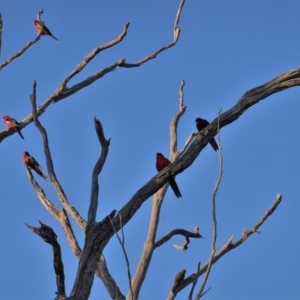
[156, 153, 182, 198]
[33, 20, 60, 42]
[195, 117, 219, 151]
[23, 151, 49, 181]
[2, 115, 24, 139]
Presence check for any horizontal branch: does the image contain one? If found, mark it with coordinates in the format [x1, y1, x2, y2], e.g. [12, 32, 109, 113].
[113, 68, 300, 233]
[154, 228, 202, 249]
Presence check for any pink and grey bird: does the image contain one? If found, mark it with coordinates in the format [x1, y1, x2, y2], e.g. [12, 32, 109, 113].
[23, 151, 49, 181]
[156, 153, 182, 198]
[2, 115, 24, 139]
[172, 269, 186, 291]
[195, 117, 219, 151]
[33, 20, 60, 42]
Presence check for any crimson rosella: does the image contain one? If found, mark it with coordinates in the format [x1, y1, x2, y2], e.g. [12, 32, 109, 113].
[195, 117, 219, 151]
[156, 153, 182, 198]
[172, 269, 186, 291]
[33, 20, 60, 42]
[2, 115, 24, 139]
[23, 151, 49, 181]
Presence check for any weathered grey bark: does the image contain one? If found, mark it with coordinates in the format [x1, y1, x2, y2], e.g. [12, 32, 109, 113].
[167, 194, 282, 299]
[26, 221, 66, 299]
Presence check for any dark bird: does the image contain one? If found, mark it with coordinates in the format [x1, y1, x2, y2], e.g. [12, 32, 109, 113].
[195, 117, 219, 151]
[156, 153, 182, 198]
[3, 115, 25, 139]
[33, 20, 60, 42]
[172, 269, 186, 291]
[23, 151, 49, 181]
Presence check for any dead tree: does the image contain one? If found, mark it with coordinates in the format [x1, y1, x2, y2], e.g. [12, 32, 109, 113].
[1, 1, 296, 299]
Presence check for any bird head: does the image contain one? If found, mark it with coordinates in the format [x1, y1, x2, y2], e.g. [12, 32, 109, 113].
[24, 151, 29, 156]
[195, 117, 202, 123]
[2, 115, 9, 121]
[156, 153, 163, 158]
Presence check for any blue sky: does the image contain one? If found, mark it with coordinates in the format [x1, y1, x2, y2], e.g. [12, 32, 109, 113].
[0, 1, 300, 299]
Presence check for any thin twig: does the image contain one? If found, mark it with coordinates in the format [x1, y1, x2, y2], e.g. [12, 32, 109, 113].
[37, 9, 44, 22]
[170, 80, 187, 158]
[88, 117, 111, 224]
[196, 108, 223, 299]
[26, 221, 66, 298]
[0, 13, 2, 57]
[188, 262, 201, 300]
[110, 215, 133, 300]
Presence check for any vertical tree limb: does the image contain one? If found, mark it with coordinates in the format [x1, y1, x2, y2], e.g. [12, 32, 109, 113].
[26, 221, 66, 298]
[88, 117, 110, 224]
[195, 109, 223, 299]
[0, 13, 2, 57]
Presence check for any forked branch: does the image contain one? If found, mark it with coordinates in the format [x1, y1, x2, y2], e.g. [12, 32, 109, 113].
[166, 194, 282, 299]
[26, 221, 66, 298]
[88, 117, 111, 224]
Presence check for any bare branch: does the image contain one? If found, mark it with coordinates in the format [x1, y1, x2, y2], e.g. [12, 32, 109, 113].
[0, 0, 186, 143]
[173, 236, 190, 251]
[0, 13, 2, 57]
[196, 109, 223, 299]
[69, 209, 116, 300]
[188, 262, 201, 300]
[170, 80, 187, 157]
[26, 221, 66, 298]
[37, 9, 44, 22]
[0, 35, 40, 71]
[58, 22, 130, 92]
[28, 82, 124, 298]
[30, 80, 86, 230]
[110, 215, 133, 300]
[154, 228, 202, 249]
[121, 0, 185, 68]
[88, 117, 111, 224]
[168, 194, 282, 295]
[178, 132, 197, 157]
[128, 80, 187, 299]
[200, 287, 212, 298]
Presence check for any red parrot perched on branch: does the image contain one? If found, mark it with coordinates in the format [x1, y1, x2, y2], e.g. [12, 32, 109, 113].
[195, 117, 219, 151]
[33, 20, 60, 42]
[23, 151, 49, 181]
[156, 153, 182, 198]
[172, 269, 186, 291]
[2, 115, 24, 139]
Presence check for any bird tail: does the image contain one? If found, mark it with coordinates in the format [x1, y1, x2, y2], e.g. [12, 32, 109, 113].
[36, 169, 50, 181]
[16, 128, 25, 139]
[209, 138, 219, 151]
[51, 35, 60, 43]
[169, 177, 182, 198]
